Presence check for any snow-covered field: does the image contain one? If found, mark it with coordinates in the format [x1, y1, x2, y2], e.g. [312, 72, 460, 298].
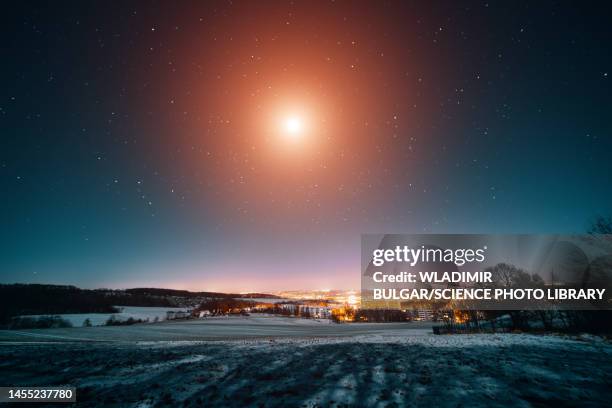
[234, 297, 288, 303]
[0, 317, 610, 407]
[18, 306, 190, 327]
[0, 315, 432, 342]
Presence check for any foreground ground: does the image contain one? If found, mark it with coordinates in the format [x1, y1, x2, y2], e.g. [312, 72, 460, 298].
[0, 317, 610, 407]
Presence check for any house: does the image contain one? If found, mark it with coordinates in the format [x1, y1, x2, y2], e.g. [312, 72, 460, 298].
[166, 310, 191, 320]
[278, 303, 332, 319]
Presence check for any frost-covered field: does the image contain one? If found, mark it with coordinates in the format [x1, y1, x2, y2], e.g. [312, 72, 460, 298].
[18, 306, 190, 327]
[0, 317, 610, 407]
[0, 315, 431, 343]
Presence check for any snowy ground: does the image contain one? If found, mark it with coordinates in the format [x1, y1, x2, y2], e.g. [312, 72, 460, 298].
[0, 315, 433, 342]
[0, 317, 610, 407]
[18, 306, 191, 327]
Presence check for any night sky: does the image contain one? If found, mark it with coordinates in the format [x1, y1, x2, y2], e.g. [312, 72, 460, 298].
[2, 1, 611, 291]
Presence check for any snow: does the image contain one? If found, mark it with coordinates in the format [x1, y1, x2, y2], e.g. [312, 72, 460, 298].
[200, 314, 333, 325]
[0, 330, 609, 407]
[234, 297, 287, 303]
[18, 306, 190, 326]
[0, 316, 610, 406]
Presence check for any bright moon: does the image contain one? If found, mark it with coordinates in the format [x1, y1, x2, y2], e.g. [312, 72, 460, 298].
[284, 116, 303, 136]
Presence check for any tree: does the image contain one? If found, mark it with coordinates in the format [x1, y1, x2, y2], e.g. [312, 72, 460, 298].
[484, 263, 534, 330]
[588, 216, 612, 234]
[486, 262, 527, 287]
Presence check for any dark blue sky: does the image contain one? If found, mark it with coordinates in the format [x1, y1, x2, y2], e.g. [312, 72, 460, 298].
[1, 1, 611, 291]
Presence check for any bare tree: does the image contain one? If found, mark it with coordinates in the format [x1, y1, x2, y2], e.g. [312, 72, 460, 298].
[588, 216, 612, 234]
[486, 262, 527, 287]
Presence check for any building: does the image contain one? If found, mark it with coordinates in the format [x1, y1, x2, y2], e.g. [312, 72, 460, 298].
[278, 303, 332, 319]
[166, 310, 191, 320]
